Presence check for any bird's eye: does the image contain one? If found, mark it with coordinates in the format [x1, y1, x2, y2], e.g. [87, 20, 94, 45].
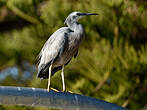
[76, 13, 80, 16]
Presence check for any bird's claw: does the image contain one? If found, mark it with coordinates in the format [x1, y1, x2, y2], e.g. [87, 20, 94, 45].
[47, 87, 50, 92]
[62, 89, 73, 93]
[50, 87, 59, 92]
[47, 87, 73, 93]
[66, 90, 73, 93]
[47, 87, 59, 92]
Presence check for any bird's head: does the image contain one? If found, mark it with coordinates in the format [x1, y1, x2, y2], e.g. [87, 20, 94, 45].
[64, 11, 98, 27]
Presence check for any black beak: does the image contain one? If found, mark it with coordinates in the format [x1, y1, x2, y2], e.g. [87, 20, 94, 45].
[77, 13, 98, 16]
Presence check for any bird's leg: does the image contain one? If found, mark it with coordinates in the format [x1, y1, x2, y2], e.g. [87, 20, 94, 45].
[47, 64, 52, 92]
[61, 65, 66, 92]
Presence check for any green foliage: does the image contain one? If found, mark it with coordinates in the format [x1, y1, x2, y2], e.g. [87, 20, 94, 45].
[0, 105, 59, 110]
[67, 40, 147, 107]
[0, 0, 146, 110]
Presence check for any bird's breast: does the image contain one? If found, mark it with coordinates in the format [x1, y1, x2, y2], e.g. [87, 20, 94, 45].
[53, 32, 83, 67]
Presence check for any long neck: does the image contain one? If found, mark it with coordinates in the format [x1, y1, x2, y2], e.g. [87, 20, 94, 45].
[68, 22, 84, 34]
[67, 21, 78, 29]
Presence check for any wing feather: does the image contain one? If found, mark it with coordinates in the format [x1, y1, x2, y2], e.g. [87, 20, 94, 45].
[37, 27, 70, 78]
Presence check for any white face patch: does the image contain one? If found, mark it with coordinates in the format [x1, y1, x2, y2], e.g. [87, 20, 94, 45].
[65, 12, 82, 25]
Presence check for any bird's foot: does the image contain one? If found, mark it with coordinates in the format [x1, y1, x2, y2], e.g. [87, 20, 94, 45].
[66, 90, 73, 93]
[51, 87, 59, 92]
[47, 87, 50, 92]
[62, 88, 66, 92]
[62, 89, 73, 93]
[47, 87, 59, 92]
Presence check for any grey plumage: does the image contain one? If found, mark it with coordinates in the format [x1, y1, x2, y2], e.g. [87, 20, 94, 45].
[37, 26, 82, 78]
[37, 11, 98, 91]
[37, 27, 75, 78]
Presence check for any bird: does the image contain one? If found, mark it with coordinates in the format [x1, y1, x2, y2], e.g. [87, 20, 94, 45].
[37, 11, 98, 92]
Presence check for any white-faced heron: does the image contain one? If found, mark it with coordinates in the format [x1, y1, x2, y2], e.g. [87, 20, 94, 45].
[37, 11, 98, 92]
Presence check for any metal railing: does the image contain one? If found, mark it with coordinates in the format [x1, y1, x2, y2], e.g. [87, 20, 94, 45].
[0, 86, 127, 110]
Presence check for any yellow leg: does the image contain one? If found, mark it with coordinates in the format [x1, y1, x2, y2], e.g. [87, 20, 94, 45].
[61, 65, 66, 92]
[47, 64, 52, 92]
[50, 87, 59, 92]
[67, 90, 73, 93]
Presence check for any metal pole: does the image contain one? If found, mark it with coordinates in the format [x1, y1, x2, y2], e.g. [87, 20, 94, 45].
[0, 86, 127, 110]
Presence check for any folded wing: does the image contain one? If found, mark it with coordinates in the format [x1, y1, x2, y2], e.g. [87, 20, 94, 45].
[37, 27, 70, 79]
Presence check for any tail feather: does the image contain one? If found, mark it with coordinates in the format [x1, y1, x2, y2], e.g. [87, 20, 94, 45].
[37, 58, 72, 79]
[37, 64, 62, 79]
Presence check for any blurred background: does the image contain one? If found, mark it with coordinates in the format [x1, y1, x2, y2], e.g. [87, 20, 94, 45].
[0, 0, 146, 110]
